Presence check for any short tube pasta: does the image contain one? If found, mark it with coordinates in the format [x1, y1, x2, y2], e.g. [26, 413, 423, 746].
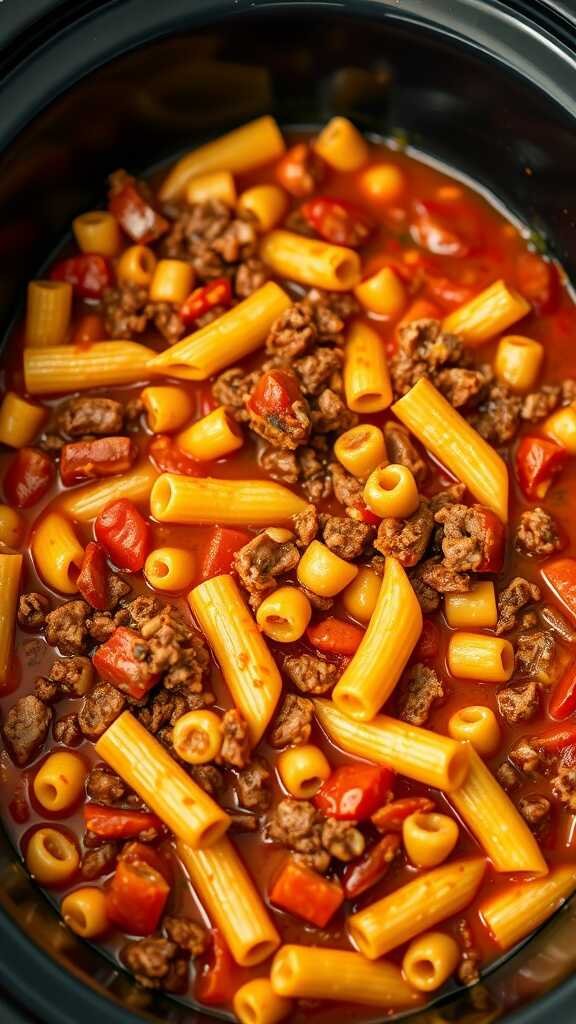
[260, 231, 360, 292]
[297, 541, 358, 598]
[144, 547, 196, 592]
[186, 170, 237, 207]
[344, 321, 393, 412]
[543, 405, 576, 454]
[189, 574, 282, 745]
[160, 116, 286, 201]
[402, 812, 459, 868]
[256, 587, 312, 642]
[360, 164, 407, 204]
[334, 424, 387, 478]
[277, 744, 331, 798]
[31, 514, 83, 594]
[141, 385, 194, 433]
[448, 706, 501, 757]
[33, 752, 87, 813]
[233, 978, 292, 1024]
[332, 557, 422, 721]
[0, 506, 24, 548]
[392, 378, 509, 522]
[480, 866, 576, 950]
[444, 582, 497, 629]
[95, 711, 230, 848]
[363, 464, 419, 519]
[314, 117, 369, 171]
[149, 259, 194, 304]
[178, 837, 280, 966]
[402, 932, 461, 992]
[59, 463, 157, 522]
[26, 828, 79, 885]
[0, 392, 46, 448]
[24, 341, 155, 395]
[172, 710, 223, 764]
[354, 267, 407, 318]
[72, 211, 120, 256]
[342, 567, 382, 623]
[0, 553, 23, 686]
[442, 279, 530, 345]
[495, 335, 543, 392]
[61, 887, 109, 939]
[149, 282, 291, 380]
[348, 857, 486, 959]
[116, 245, 157, 286]
[271, 945, 421, 1008]
[238, 185, 289, 231]
[314, 700, 469, 792]
[151, 473, 306, 527]
[447, 632, 514, 682]
[176, 406, 243, 461]
[450, 744, 548, 873]
[26, 281, 72, 347]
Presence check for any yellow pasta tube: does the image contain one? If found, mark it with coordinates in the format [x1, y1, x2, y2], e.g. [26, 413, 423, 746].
[363, 464, 419, 519]
[449, 744, 548, 874]
[24, 341, 155, 395]
[238, 185, 289, 231]
[160, 116, 286, 201]
[543, 405, 576, 454]
[96, 712, 229, 848]
[344, 320, 393, 412]
[144, 547, 196, 592]
[297, 540, 358, 598]
[0, 553, 22, 685]
[59, 463, 158, 522]
[448, 706, 501, 757]
[314, 117, 369, 171]
[141, 385, 194, 433]
[402, 812, 459, 868]
[442, 279, 530, 345]
[178, 837, 280, 966]
[392, 378, 509, 522]
[271, 945, 421, 1008]
[277, 745, 331, 798]
[72, 211, 120, 256]
[256, 587, 312, 642]
[233, 978, 292, 1024]
[334, 424, 387, 478]
[31, 514, 83, 595]
[495, 335, 543, 392]
[332, 557, 422, 721]
[444, 581, 497, 629]
[402, 932, 461, 992]
[172, 710, 223, 765]
[481, 866, 576, 950]
[61, 888, 109, 939]
[314, 700, 469, 792]
[186, 170, 237, 207]
[354, 267, 407, 318]
[189, 574, 281, 744]
[151, 473, 306, 527]
[149, 259, 194, 304]
[260, 230, 360, 292]
[348, 857, 486, 959]
[0, 506, 25, 548]
[176, 406, 243, 461]
[149, 281, 291, 380]
[342, 567, 382, 623]
[0, 392, 46, 448]
[360, 164, 407, 204]
[26, 281, 72, 347]
[33, 752, 87, 813]
[116, 245, 157, 286]
[447, 632, 514, 683]
[26, 828, 79, 886]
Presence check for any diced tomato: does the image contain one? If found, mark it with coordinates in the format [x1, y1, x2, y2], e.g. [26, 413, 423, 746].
[516, 251, 558, 314]
[269, 858, 344, 927]
[92, 626, 160, 699]
[95, 498, 151, 571]
[542, 558, 576, 624]
[516, 436, 567, 500]
[300, 197, 373, 247]
[106, 858, 169, 935]
[247, 369, 301, 420]
[306, 617, 365, 656]
[3, 448, 55, 508]
[77, 542, 108, 610]
[119, 841, 172, 886]
[84, 804, 163, 840]
[314, 764, 394, 821]
[50, 254, 113, 300]
[371, 796, 436, 832]
[275, 143, 324, 198]
[409, 197, 480, 257]
[472, 506, 505, 571]
[71, 313, 105, 346]
[195, 930, 237, 1005]
[549, 662, 576, 720]
[200, 525, 251, 580]
[342, 834, 401, 898]
[148, 435, 203, 477]
[412, 619, 440, 662]
[180, 278, 232, 326]
[348, 501, 382, 526]
[60, 436, 136, 486]
[424, 276, 478, 310]
[532, 724, 576, 755]
[108, 177, 168, 244]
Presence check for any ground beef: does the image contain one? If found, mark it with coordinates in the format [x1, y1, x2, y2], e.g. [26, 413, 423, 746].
[80, 842, 118, 880]
[496, 577, 541, 635]
[234, 531, 300, 606]
[299, 442, 332, 502]
[305, 289, 359, 333]
[435, 503, 494, 572]
[496, 762, 519, 790]
[57, 397, 124, 437]
[293, 348, 343, 397]
[163, 917, 208, 957]
[434, 366, 488, 408]
[514, 507, 563, 558]
[328, 462, 360, 508]
[310, 387, 356, 434]
[520, 386, 561, 422]
[384, 422, 427, 483]
[259, 446, 299, 484]
[189, 764, 224, 797]
[283, 654, 339, 695]
[2, 695, 52, 766]
[427, 483, 467, 512]
[102, 283, 149, 339]
[397, 664, 446, 726]
[17, 593, 50, 630]
[247, 376, 312, 450]
[49, 656, 93, 698]
[268, 694, 314, 747]
[219, 709, 250, 769]
[409, 569, 441, 613]
[53, 713, 82, 746]
[235, 756, 272, 812]
[122, 938, 182, 990]
[469, 384, 522, 444]
[135, 608, 210, 694]
[515, 630, 556, 682]
[138, 691, 190, 735]
[321, 819, 365, 862]
[34, 676, 60, 704]
[418, 558, 471, 593]
[124, 596, 163, 631]
[390, 319, 464, 397]
[235, 257, 270, 298]
[292, 505, 319, 548]
[45, 601, 89, 656]
[321, 515, 373, 560]
[518, 794, 551, 830]
[147, 301, 186, 344]
[497, 680, 540, 723]
[212, 367, 259, 421]
[78, 683, 126, 741]
[266, 303, 317, 358]
[374, 502, 434, 567]
[539, 604, 576, 644]
[85, 612, 116, 644]
[86, 764, 127, 804]
[552, 764, 576, 812]
[267, 798, 330, 873]
[164, 199, 257, 281]
[509, 737, 544, 776]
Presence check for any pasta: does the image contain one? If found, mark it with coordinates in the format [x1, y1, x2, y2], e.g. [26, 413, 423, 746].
[296, 540, 358, 598]
[172, 710, 223, 764]
[185, 170, 237, 206]
[26, 828, 79, 886]
[443, 279, 531, 344]
[255, 587, 312, 642]
[33, 752, 87, 813]
[0, 392, 46, 448]
[402, 932, 461, 992]
[495, 334, 544, 392]
[260, 231, 361, 291]
[344, 320, 393, 412]
[189, 574, 282, 745]
[0, 505, 24, 548]
[24, 341, 155, 394]
[543, 405, 576, 454]
[151, 473, 306, 526]
[95, 712, 230, 847]
[277, 744, 331, 798]
[59, 463, 158, 522]
[392, 378, 509, 521]
[354, 267, 407, 318]
[341, 566, 382, 623]
[447, 632, 514, 683]
[149, 259, 194, 304]
[444, 581, 497, 629]
[176, 405, 244, 461]
[271, 945, 421, 1007]
[72, 211, 120, 256]
[238, 185, 289, 231]
[360, 164, 407, 203]
[363, 464, 419, 519]
[402, 812, 459, 868]
[26, 280, 72, 347]
[140, 385, 194, 433]
[0, 553, 22, 686]
[233, 979, 292, 1024]
[314, 117, 369, 171]
[61, 888, 109, 939]
[448, 706, 501, 757]
[143, 547, 196, 592]
[116, 245, 157, 286]
[480, 866, 576, 949]
[332, 557, 422, 721]
[333, 424, 387, 478]
[31, 514, 83, 594]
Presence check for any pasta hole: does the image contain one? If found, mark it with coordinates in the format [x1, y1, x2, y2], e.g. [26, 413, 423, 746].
[43, 834, 69, 861]
[238, 1002, 257, 1024]
[413, 958, 436, 983]
[460, 708, 482, 724]
[337, 692, 365, 716]
[335, 257, 358, 287]
[355, 394, 384, 411]
[39, 782, 59, 806]
[199, 819, 227, 847]
[446, 744, 470, 790]
[152, 560, 170, 579]
[65, 906, 87, 933]
[151, 476, 173, 518]
[83, 213, 104, 226]
[300, 776, 322, 797]
[500, 644, 514, 675]
[244, 939, 279, 966]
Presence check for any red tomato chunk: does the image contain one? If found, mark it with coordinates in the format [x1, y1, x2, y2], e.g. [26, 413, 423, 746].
[51, 254, 113, 300]
[92, 626, 160, 699]
[106, 858, 169, 936]
[314, 765, 394, 821]
[4, 448, 55, 508]
[60, 436, 136, 486]
[269, 858, 344, 927]
[95, 499, 151, 572]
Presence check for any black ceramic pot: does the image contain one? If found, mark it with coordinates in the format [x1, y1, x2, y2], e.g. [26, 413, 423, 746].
[1, 1, 576, 1021]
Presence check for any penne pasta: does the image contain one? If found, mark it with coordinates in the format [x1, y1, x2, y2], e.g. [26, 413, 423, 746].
[31, 513, 83, 595]
[443, 279, 530, 345]
[0, 553, 22, 686]
[314, 699, 469, 792]
[24, 341, 156, 395]
[392, 378, 509, 521]
[178, 838, 280, 966]
[449, 744, 548, 874]
[332, 557, 422, 721]
[0, 392, 46, 448]
[149, 282, 291, 380]
[348, 858, 486, 959]
[344, 320, 393, 413]
[151, 473, 306, 526]
[271, 945, 421, 1008]
[260, 231, 361, 291]
[480, 866, 576, 950]
[59, 463, 158, 522]
[96, 712, 229, 848]
[189, 575, 282, 745]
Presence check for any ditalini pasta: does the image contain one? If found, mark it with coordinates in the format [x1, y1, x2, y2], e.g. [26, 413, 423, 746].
[151, 473, 306, 526]
[392, 378, 509, 521]
[0, 554, 22, 686]
[31, 513, 84, 594]
[189, 574, 282, 744]
[59, 463, 158, 522]
[270, 946, 421, 1007]
[24, 341, 155, 394]
[0, 392, 46, 448]
[480, 866, 576, 950]
[332, 557, 422, 721]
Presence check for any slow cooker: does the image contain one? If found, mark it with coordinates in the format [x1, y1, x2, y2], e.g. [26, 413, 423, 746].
[1, 1, 576, 1021]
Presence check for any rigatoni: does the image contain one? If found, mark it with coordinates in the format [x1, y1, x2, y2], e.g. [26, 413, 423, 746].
[314, 117, 369, 172]
[256, 587, 312, 642]
[176, 405, 243, 461]
[0, 392, 46, 448]
[402, 932, 461, 992]
[447, 632, 514, 682]
[344, 320, 393, 412]
[59, 463, 158, 522]
[0, 553, 22, 685]
[73, 211, 120, 256]
[116, 245, 157, 286]
[354, 267, 407, 318]
[260, 231, 361, 291]
[271, 945, 421, 1008]
[495, 334, 543, 392]
[24, 341, 155, 394]
[149, 259, 194, 304]
[334, 424, 386, 478]
[480, 866, 576, 949]
[186, 170, 237, 207]
[444, 581, 497, 629]
[442, 279, 530, 345]
[26, 280, 72, 347]
[144, 547, 196, 592]
[151, 473, 306, 526]
[141, 385, 194, 433]
[31, 514, 83, 594]
[238, 184, 288, 231]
